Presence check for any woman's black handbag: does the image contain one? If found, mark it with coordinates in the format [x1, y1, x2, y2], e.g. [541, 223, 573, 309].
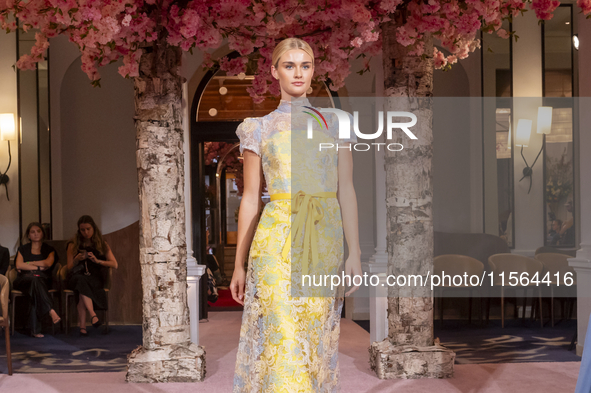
[66, 262, 87, 280]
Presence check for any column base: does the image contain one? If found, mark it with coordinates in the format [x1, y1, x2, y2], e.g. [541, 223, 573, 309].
[126, 342, 206, 383]
[369, 339, 455, 379]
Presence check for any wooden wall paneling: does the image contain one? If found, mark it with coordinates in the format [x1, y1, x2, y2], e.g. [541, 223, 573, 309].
[103, 221, 142, 325]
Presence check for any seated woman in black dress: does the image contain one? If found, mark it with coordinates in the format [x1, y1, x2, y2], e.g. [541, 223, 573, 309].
[66, 215, 118, 336]
[14, 222, 61, 337]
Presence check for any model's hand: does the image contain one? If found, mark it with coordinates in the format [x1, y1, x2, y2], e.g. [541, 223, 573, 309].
[74, 252, 85, 262]
[230, 266, 246, 306]
[344, 255, 362, 297]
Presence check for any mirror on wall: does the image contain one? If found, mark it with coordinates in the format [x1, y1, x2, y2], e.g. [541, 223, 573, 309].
[482, 19, 514, 248]
[542, 5, 576, 248]
[17, 27, 52, 240]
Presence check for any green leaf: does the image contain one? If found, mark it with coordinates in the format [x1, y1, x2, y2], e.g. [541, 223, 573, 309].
[514, 34, 519, 42]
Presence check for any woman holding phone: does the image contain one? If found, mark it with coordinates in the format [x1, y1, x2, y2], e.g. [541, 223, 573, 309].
[66, 215, 118, 336]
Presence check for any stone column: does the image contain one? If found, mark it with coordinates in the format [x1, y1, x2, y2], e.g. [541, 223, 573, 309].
[569, 96, 591, 356]
[182, 82, 207, 345]
[126, 47, 205, 383]
[368, 131, 388, 344]
[368, 21, 455, 379]
[567, 13, 591, 357]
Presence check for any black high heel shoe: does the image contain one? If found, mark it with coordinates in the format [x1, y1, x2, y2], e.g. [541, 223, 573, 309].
[91, 315, 102, 328]
[79, 327, 89, 337]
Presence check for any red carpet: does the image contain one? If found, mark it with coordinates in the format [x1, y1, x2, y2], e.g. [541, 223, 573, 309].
[208, 288, 243, 310]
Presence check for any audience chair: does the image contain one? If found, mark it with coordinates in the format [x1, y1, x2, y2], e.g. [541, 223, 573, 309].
[534, 253, 577, 327]
[100, 267, 112, 334]
[0, 274, 12, 375]
[60, 265, 112, 334]
[7, 265, 61, 335]
[7, 267, 22, 336]
[488, 254, 544, 328]
[434, 255, 484, 327]
[59, 265, 75, 335]
[48, 264, 62, 334]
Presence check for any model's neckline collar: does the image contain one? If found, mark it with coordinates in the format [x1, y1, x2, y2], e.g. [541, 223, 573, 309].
[277, 97, 312, 113]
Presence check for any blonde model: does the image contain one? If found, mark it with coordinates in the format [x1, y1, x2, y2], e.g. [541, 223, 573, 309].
[231, 37, 362, 392]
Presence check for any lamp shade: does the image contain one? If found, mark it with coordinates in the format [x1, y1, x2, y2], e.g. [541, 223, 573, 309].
[515, 119, 532, 147]
[0, 113, 16, 141]
[537, 106, 552, 134]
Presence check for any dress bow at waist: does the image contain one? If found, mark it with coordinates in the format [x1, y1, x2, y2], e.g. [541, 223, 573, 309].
[270, 190, 337, 276]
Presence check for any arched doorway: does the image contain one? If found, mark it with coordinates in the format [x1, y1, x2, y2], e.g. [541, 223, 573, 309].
[190, 51, 339, 318]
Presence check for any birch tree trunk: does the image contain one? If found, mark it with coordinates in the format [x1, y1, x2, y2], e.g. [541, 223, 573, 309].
[369, 16, 455, 379]
[125, 45, 206, 383]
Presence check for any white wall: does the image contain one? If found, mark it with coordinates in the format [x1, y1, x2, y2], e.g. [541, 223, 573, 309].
[0, 31, 19, 254]
[49, 35, 81, 239]
[55, 49, 138, 237]
[512, 12, 544, 255]
[432, 47, 474, 233]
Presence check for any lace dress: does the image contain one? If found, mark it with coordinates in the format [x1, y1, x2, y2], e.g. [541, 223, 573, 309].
[233, 97, 356, 392]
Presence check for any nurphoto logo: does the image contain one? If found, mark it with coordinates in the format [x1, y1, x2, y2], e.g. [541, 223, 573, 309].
[303, 107, 419, 151]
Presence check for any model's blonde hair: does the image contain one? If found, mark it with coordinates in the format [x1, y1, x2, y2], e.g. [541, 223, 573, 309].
[272, 38, 315, 69]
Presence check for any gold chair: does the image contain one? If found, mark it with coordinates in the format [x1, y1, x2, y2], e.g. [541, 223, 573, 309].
[59, 265, 75, 335]
[101, 266, 111, 334]
[0, 274, 12, 375]
[6, 267, 21, 336]
[488, 254, 544, 328]
[434, 255, 484, 327]
[534, 253, 577, 327]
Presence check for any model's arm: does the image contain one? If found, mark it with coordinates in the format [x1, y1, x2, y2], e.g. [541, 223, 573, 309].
[337, 145, 362, 296]
[234, 150, 263, 270]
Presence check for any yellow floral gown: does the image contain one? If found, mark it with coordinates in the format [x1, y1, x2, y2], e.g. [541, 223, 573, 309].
[233, 97, 356, 393]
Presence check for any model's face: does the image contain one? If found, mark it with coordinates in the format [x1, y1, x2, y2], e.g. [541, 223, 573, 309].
[271, 49, 314, 99]
[79, 223, 94, 240]
[28, 226, 43, 242]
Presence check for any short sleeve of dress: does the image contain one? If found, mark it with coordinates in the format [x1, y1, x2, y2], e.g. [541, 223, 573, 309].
[236, 118, 262, 157]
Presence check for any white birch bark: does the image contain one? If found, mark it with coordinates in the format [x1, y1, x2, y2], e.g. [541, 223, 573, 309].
[125, 45, 206, 383]
[369, 16, 455, 379]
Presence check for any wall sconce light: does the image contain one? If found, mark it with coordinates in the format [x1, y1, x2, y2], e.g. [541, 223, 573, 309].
[0, 113, 16, 201]
[573, 34, 579, 51]
[515, 107, 553, 194]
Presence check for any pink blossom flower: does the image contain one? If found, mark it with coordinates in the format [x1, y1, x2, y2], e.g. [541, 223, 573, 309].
[496, 28, 510, 39]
